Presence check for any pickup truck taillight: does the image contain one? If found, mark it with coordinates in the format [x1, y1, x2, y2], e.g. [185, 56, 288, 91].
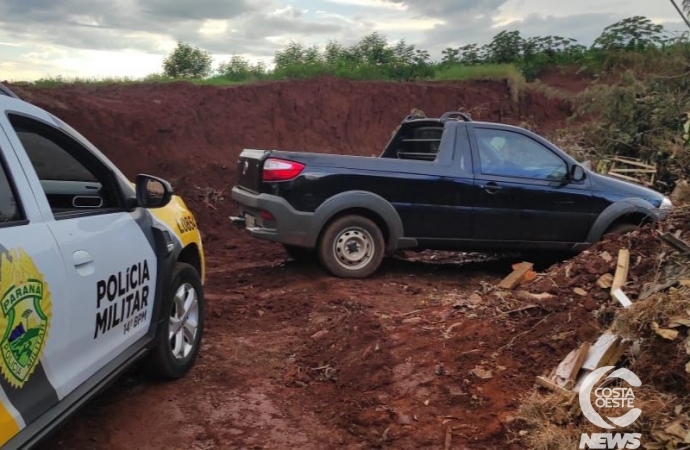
[262, 158, 305, 182]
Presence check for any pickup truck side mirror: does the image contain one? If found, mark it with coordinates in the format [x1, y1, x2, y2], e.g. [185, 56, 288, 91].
[135, 174, 173, 208]
[569, 164, 586, 182]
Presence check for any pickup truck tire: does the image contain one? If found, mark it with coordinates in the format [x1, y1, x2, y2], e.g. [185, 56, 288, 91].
[141, 262, 205, 380]
[317, 215, 385, 278]
[284, 244, 317, 262]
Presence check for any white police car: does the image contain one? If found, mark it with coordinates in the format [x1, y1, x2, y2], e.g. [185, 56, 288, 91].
[0, 84, 206, 449]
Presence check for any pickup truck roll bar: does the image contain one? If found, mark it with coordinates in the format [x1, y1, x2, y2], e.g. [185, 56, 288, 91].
[402, 110, 473, 123]
[439, 111, 473, 122]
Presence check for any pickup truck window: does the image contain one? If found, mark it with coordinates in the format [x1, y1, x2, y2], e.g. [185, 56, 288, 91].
[0, 153, 23, 224]
[474, 128, 568, 181]
[8, 114, 121, 217]
[384, 123, 444, 162]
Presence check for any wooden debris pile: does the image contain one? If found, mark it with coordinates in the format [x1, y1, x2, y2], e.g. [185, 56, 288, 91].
[534, 249, 635, 404]
[604, 156, 658, 187]
[516, 207, 690, 448]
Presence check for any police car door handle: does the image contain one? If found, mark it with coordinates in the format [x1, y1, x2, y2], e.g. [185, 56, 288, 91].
[72, 250, 93, 267]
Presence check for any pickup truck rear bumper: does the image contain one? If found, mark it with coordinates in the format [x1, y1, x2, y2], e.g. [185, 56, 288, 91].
[229, 186, 315, 248]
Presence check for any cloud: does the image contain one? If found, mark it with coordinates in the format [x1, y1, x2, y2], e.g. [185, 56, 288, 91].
[0, 0, 685, 80]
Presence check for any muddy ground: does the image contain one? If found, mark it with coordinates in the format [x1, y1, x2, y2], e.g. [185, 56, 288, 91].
[10, 75, 615, 449]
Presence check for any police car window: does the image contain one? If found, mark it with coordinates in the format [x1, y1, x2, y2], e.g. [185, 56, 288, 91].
[0, 158, 22, 223]
[8, 114, 121, 216]
[14, 127, 97, 182]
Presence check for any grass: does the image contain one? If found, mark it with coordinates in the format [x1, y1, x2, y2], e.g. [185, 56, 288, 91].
[433, 63, 525, 83]
[16, 63, 527, 88]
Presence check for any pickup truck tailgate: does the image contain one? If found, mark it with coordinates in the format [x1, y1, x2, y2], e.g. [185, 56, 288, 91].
[236, 149, 269, 193]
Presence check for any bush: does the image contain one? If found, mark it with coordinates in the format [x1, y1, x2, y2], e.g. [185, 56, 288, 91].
[163, 42, 213, 79]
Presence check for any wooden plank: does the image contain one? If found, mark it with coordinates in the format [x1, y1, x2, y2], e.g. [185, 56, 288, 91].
[581, 333, 622, 371]
[612, 156, 657, 170]
[609, 168, 658, 174]
[535, 376, 577, 401]
[611, 249, 630, 293]
[597, 273, 614, 289]
[553, 342, 591, 389]
[602, 339, 631, 367]
[612, 288, 633, 308]
[498, 262, 534, 290]
[553, 348, 580, 387]
[567, 342, 591, 387]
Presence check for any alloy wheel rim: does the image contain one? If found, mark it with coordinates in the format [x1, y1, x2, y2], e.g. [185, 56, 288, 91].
[169, 282, 199, 360]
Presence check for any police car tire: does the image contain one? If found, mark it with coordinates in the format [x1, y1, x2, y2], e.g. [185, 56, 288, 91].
[141, 262, 204, 380]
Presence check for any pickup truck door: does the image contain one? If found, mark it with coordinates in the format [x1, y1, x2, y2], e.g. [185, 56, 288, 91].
[0, 123, 70, 447]
[468, 125, 593, 244]
[385, 123, 474, 240]
[1, 107, 158, 401]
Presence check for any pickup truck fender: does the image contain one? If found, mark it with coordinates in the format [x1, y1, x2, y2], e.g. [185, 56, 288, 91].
[584, 197, 660, 244]
[309, 191, 411, 253]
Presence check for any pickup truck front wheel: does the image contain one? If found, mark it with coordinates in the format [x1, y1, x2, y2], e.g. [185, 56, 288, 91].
[318, 215, 385, 278]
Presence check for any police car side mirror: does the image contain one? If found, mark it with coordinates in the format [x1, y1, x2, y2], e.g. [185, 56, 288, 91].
[135, 174, 173, 208]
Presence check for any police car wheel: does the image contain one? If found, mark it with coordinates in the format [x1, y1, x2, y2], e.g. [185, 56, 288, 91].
[142, 262, 204, 380]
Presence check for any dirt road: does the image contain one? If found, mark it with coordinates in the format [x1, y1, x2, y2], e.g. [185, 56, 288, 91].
[36, 237, 603, 449]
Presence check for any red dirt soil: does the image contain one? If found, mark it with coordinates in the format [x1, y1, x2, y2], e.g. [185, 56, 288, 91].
[6, 76, 605, 449]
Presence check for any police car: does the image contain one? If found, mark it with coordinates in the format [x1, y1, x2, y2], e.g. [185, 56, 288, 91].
[0, 84, 206, 449]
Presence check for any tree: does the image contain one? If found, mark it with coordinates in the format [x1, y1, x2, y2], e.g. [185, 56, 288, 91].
[218, 55, 251, 81]
[441, 47, 460, 65]
[163, 41, 213, 78]
[487, 30, 524, 64]
[274, 41, 307, 69]
[592, 16, 666, 51]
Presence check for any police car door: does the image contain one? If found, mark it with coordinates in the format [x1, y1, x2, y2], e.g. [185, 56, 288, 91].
[2, 108, 158, 397]
[0, 117, 70, 447]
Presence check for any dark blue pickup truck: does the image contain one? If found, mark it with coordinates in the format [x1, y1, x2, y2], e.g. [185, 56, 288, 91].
[230, 111, 672, 278]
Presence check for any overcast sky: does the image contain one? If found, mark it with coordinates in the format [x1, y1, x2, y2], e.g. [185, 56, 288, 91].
[0, 0, 683, 81]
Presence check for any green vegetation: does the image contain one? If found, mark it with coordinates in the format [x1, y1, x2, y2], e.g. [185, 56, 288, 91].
[172, 15, 675, 84]
[571, 42, 690, 193]
[25, 15, 682, 88]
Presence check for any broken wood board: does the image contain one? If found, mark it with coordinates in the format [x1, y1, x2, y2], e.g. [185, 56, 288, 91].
[612, 288, 633, 308]
[611, 249, 630, 293]
[535, 376, 577, 403]
[581, 332, 630, 372]
[498, 262, 534, 290]
[597, 273, 614, 289]
[607, 156, 657, 186]
[553, 342, 591, 389]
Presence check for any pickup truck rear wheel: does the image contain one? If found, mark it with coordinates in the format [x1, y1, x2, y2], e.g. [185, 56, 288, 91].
[317, 215, 385, 278]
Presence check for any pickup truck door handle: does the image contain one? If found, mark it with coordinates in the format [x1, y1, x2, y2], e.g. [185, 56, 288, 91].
[482, 182, 502, 194]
